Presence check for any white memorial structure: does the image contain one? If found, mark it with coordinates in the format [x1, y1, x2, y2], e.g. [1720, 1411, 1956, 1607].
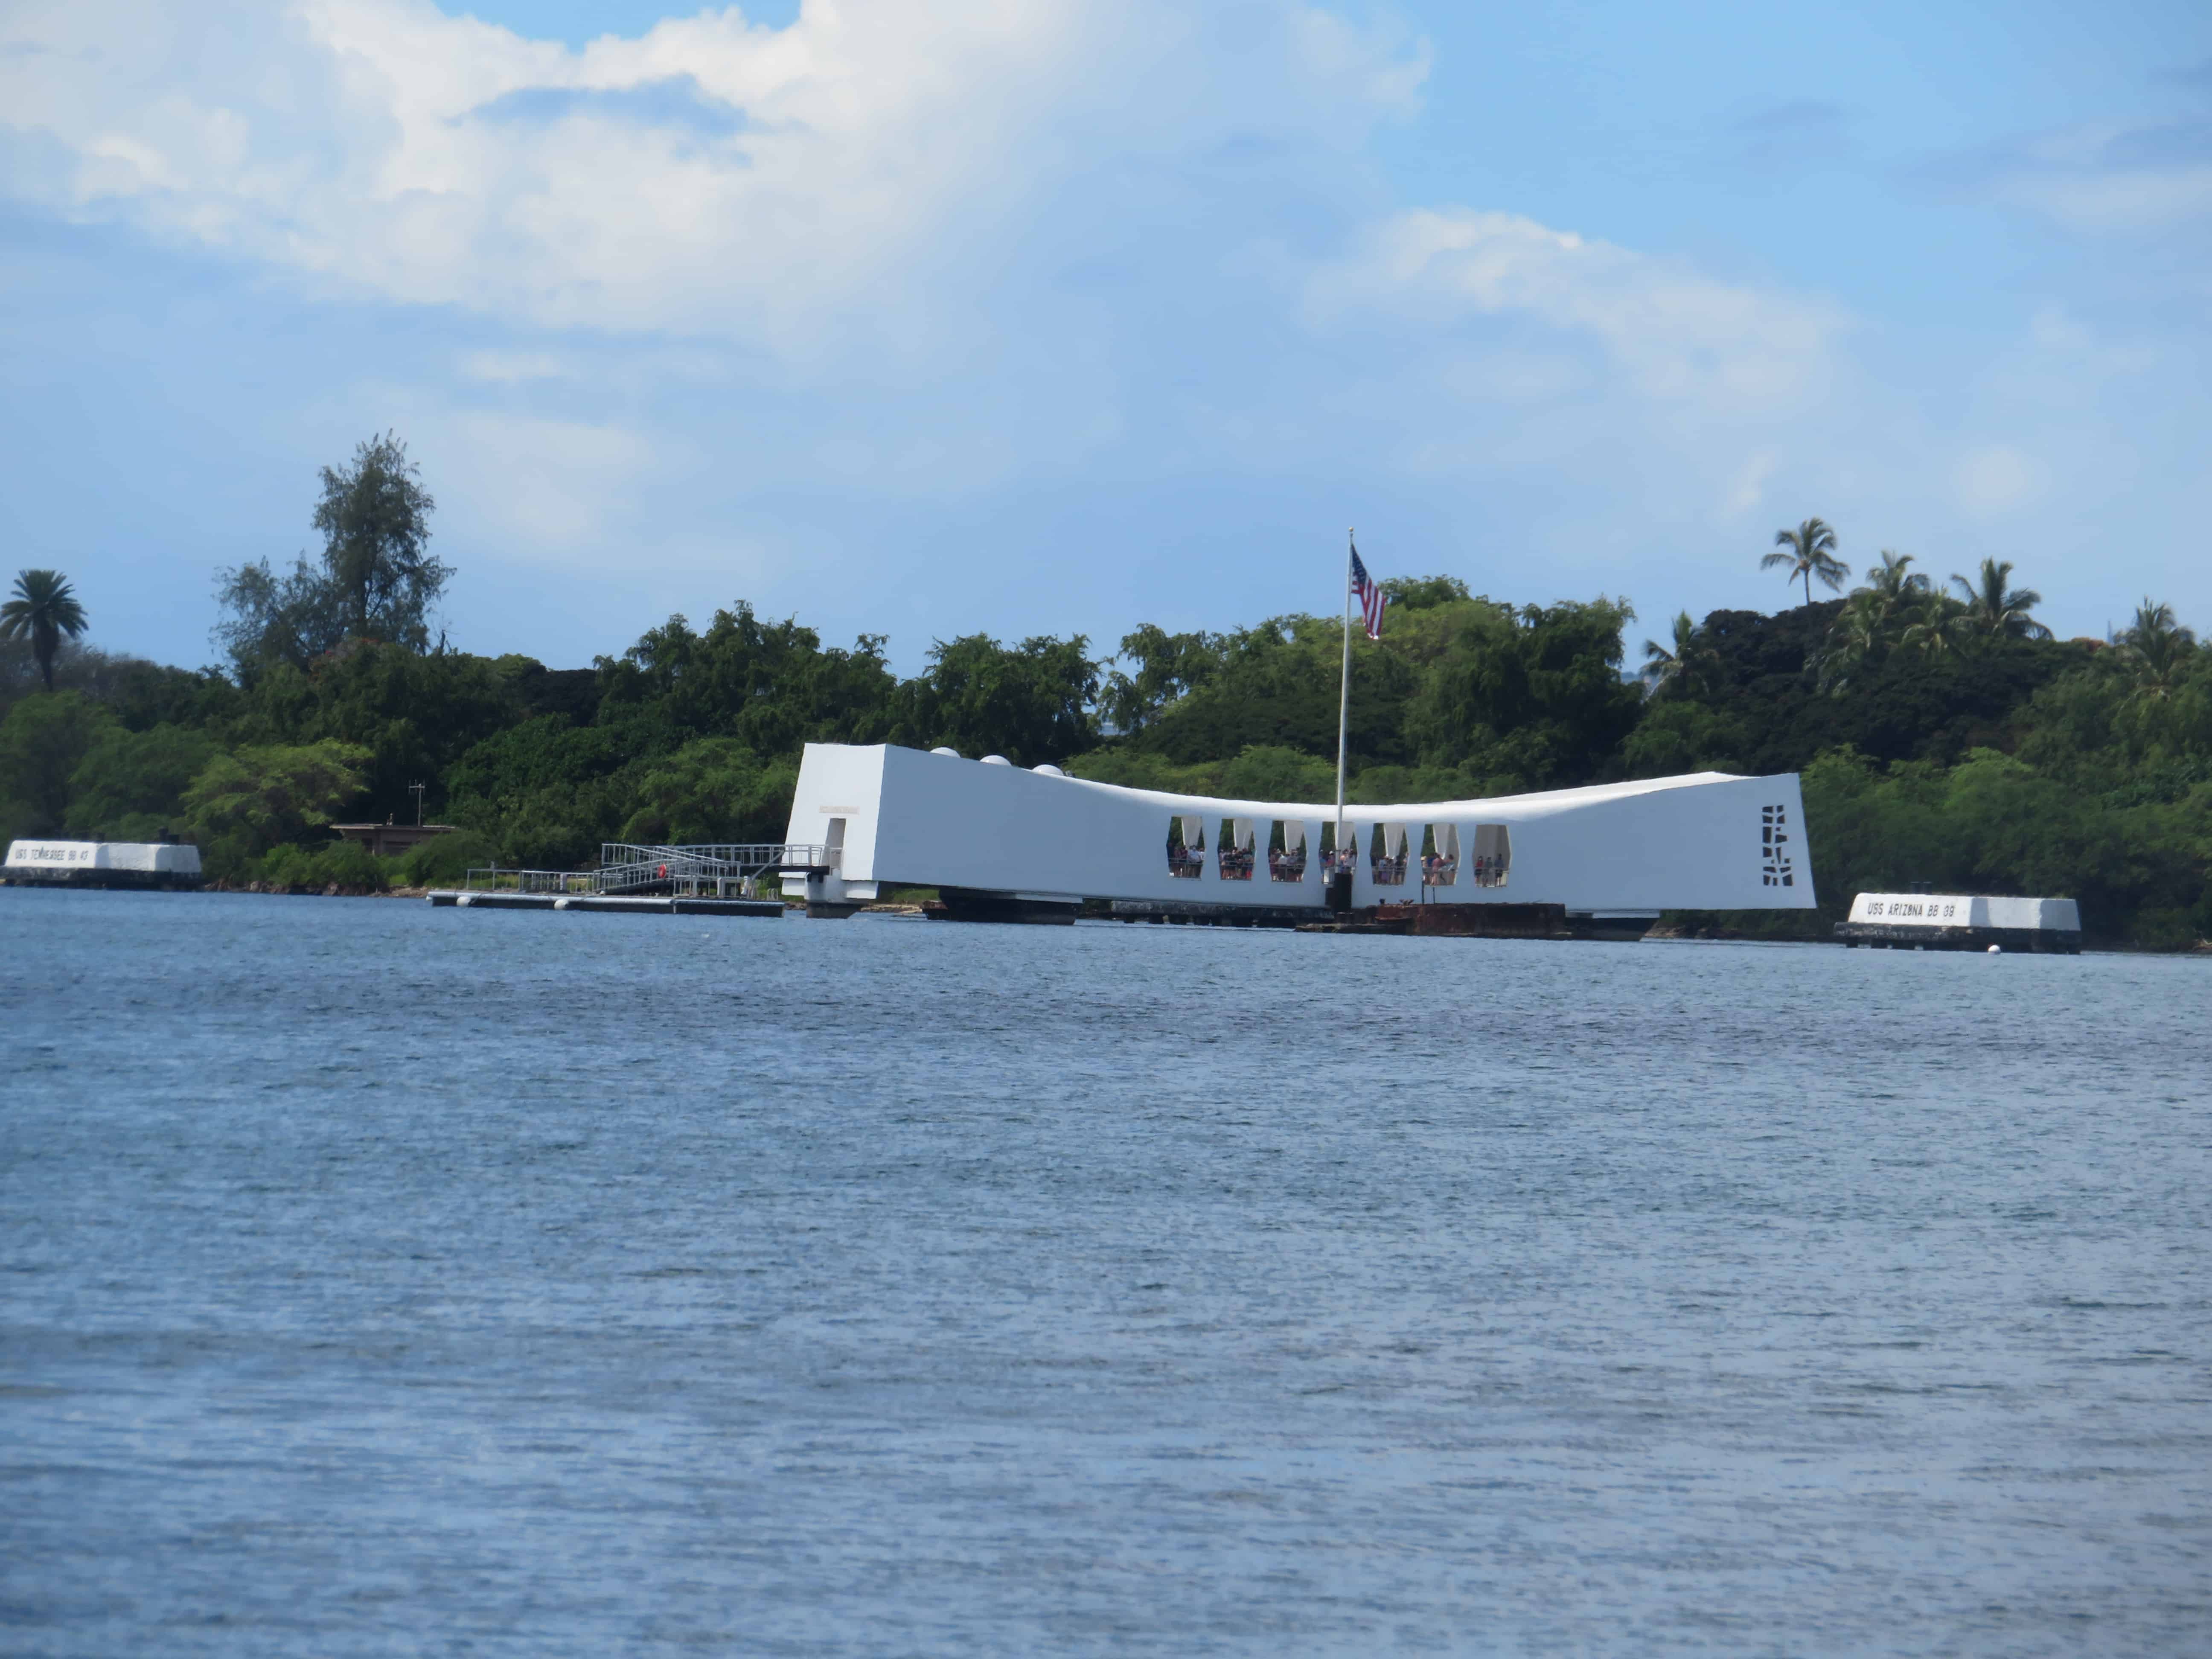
[781, 743, 1816, 921]
[3, 839, 203, 888]
[1836, 892, 2081, 953]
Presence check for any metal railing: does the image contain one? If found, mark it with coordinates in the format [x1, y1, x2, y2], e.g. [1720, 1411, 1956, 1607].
[460, 841, 838, 897]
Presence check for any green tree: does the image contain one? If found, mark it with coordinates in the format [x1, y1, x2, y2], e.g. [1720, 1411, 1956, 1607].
[1141, 614, 1415, 768]
[1101, 624, 1226, 736]
[260, 836, 388, 894]
[394, 828, 495, 888]
[1817, 589, 1890, 693]
[65, 723, 218, 840]
[0, 692, 111, 837]
[213, 433, 446, 676]
[1833, 548, 1938, 668]
[1899, 596, 1965, 659]
[1404, 596, 1642, 787]
[1622, 700, 1747, 778]
[595, 602, 902, 756]
[1217, 743, 1337, 802]
[1948, 557, 2052, 646]
[1864, 550, 1932, 607]
[227, 641, 524, 822]
[182, 740, 370, 874]
[616, 739, 799, 846]
[445, 716, 638, 869]
[910, 633, 1100, 765]
[210, 553, 349, 677]
[1380, 573, 1473, 611]
[2118, 599, 2197, 702]
[1817, 556, 1934, 692]
[1, 570, 89, 693]
[313, 432, 445, 647]
[1762, 518, 1850, 608]
[1641, 611, 1715, 697]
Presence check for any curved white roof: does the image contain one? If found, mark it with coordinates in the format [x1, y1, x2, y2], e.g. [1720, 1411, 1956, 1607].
[784, 743, 1811, 914]
[1048, 767, 1750, 824]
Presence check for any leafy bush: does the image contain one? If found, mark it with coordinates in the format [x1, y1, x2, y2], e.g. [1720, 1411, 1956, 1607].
[182, 739, 370, 879]
[256, 837, 388, 893]
[396, 830, 493, 888]
[1217, 745, 1338, 803]
[617, 738, 797, 846]
[1623, 701, 1746, 778]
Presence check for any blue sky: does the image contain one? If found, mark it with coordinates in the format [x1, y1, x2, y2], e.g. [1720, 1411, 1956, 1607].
[4, 0, 2208, 674]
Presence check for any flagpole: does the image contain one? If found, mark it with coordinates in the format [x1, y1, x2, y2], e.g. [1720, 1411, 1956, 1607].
[1335, 528, 1353, 887]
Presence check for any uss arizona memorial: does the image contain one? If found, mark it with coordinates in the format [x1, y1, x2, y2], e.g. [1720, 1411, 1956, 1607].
[780, 742, 1815, 920]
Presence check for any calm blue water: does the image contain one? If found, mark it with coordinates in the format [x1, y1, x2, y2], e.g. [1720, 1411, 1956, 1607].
[3, 888, 2208, 1656]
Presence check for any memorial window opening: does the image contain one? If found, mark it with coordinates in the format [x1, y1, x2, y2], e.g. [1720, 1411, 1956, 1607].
[1166, 815, 1205, 878]
[1321, 821, 1361, 879]
[1217, 817, 1256, 881]
[1268, 821, 1308, 883]
[1369, 821, 1409, 886]
[1420, 824, 1459, 887]
[1470, 823, 1511, 888]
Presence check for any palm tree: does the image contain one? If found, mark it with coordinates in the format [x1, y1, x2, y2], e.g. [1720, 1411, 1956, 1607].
[2118, 598, 2197, 701]
[1817, 588, 1889, 693]
[1864, 550, 1930, 605]
[1761, 518, 1850, 608]
[1823, 552, 1926, 663]
[1900, 607, 1956, 658]
[0, 569, 89, 692]
[1948, 557, 2051, 643]
[1641, 610, 1711, 695]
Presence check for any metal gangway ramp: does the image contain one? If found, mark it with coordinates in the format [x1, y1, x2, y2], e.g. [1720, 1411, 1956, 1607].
[454, 841, 835, 901]
[592, 841, 835, 898]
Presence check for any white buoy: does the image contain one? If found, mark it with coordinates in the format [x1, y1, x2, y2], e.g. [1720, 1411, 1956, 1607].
[1986, 943, 2001, 953]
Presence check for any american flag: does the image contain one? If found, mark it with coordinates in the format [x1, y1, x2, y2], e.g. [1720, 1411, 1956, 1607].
[1350, 544, 1388, 640]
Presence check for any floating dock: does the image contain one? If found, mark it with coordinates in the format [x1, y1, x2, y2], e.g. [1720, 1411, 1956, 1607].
[432, 840, 825, 918]
[1301, 902, 1574, 939]
[428, 891, 784, 917]
[1112, 897, 1319, 928]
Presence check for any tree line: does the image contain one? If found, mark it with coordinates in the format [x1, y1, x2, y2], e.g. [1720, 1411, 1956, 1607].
[3, 442, 2207, 947]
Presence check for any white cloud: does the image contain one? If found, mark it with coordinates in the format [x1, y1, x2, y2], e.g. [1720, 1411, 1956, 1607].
[0, 0, 1426, 357]
[2001, 165, 2212, 235]
[1959, 121, 2212, 234]
[1293, 206, 1852, 570]
[1310, 208, 1841, 411]
[12, 0, 2200, 658]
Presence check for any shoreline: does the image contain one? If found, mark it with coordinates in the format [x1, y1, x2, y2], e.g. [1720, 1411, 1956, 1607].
[8, 879, 2207, 953]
